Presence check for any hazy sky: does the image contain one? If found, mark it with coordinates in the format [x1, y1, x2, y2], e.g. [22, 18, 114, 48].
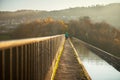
[0, 0, 120, 11]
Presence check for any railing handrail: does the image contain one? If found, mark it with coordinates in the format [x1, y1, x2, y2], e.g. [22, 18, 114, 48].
[0, 34, 64, 49]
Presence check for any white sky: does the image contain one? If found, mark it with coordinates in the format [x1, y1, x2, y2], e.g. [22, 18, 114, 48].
[0, 0, 120, 11]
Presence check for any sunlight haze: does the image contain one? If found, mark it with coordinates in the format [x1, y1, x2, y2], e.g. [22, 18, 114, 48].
[0, 0, 120, 11]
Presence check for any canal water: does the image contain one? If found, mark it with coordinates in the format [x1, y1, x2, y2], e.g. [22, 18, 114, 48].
[72, 38, 120, 80]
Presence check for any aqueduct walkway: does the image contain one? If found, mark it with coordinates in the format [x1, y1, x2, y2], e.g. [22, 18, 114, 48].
[0, 34, 91, 80]
[54, 39, 90, 80]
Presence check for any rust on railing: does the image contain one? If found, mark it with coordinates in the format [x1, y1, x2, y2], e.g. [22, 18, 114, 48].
[0, 34, 65, 80]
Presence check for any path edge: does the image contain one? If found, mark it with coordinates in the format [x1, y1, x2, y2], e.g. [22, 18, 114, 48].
[69, 38, 91, 80]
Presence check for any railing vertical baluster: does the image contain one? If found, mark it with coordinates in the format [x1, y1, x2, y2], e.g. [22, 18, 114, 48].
[41, 41, 44, 80]
[49, 39, 52, 67]
[33, 43, 35, 80]
[35, 42, 37, 80]
[33, 43, 34, 80]
[27, 44, 30, 80]
[54, 38, 56, 56]
[39, 41, 42, 80]
[48, 40, 50, 71]
[18, 46, 21, 80]
[36, 43, 38, 80]
[47, 40, 49, 73]
[5, 49, 10, 80]
[52, 38, 54, 60]
[25, 45, 27, 80]
[50, 38, 52, 66]
[0, 50, 2, 80]
[21, 46, 23, 80]
[36, 42, 38, 80]
[16, 47, 19, 80]
[12, 47, 17, 80]
[34, 43, 36, 80]
[2, 50, 5, 80]
[41, 41, 43, 80]
[46, 40, 48, 76]
[10, 48, 12, 80]
[44, 40, 47, 77]
[48, 40, 50, 68]
[52, 38, 53, 62]
[53, 38, 54, 61]
[23, 45, 25, 80]
[34, 43, 35, 80]
[30, 43, 33, 80]
[33, 43, 36, 80]
[53, 38, 55, 58]
[36, 42, 39, 80]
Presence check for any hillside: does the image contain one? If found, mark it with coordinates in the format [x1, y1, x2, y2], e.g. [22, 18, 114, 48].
[0, 3, 120, 29]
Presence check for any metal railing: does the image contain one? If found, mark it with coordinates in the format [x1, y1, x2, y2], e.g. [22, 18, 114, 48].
[0, 34, 65, 80]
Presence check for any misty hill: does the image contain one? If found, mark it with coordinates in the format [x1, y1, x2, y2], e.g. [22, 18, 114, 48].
[0, 3, 120, 29]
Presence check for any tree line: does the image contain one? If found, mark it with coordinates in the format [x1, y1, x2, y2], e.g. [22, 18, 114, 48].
[68, 16, 120, 57]
[11, 17, 120, 57]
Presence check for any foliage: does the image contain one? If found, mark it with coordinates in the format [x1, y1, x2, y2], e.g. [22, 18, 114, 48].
[12, 18, 67, 39]
[10, 17, 120, 57]
[68, 16, 120, 57]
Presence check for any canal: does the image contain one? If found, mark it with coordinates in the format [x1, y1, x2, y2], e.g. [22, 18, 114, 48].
[71, 38, 120, 80]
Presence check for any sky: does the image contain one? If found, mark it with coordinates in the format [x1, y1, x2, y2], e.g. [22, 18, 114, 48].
[0, 0, 120, 11]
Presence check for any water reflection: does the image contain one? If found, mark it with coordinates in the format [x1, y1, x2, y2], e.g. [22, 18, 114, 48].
[73, 40, 120, 80]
